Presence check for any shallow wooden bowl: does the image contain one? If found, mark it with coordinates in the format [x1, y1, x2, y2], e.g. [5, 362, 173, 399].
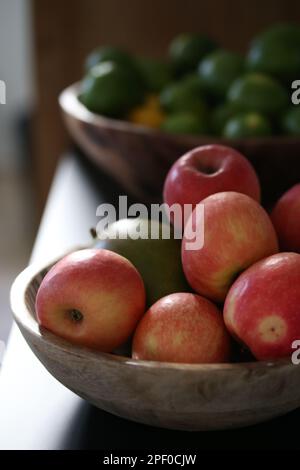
[10, 257, 300, 431]
[59, 83, 300, 205]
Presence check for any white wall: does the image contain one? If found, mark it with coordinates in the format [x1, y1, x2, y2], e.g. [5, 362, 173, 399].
[0, 0, 34, 170]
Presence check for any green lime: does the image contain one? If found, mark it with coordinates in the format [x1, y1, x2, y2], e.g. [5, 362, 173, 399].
[198, 50, 244, 99]
[223, 112, 272, 139]
[161, 112, 207, 135]
[159, 76, 206, 116]
[95, 218, 190, 306]
[180, 73, 206, 93]
[281, 107, 300, 136]
[79, 61, 145, 117]
[85, 46, 138, 73]
[227, 73, 289, 116]
[211, 103, 237, 135]
[247, 23, 300, 83]
[169, 33, 217, 75]
[137, 57, 173, 92]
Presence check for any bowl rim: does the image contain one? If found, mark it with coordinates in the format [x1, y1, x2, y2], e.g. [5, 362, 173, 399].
[59, 82, 300, 145]
[10, 253, 294, 373]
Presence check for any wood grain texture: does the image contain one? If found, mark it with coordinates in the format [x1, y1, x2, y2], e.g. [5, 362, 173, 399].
[32, 0, 300, 210]
[10, 258, 300, 431]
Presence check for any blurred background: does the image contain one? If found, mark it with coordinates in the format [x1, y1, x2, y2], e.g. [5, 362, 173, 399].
[0, 0, 300, 356]
[0, 0, 35, 349]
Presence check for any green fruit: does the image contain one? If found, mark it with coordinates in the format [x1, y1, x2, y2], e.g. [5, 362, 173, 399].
[223, 113, 272, 139]
[169, 33, 217, 75]
[95, 218, 190, 306]
[247, 23, 300, 83]
[161, 112, 207, 135]
[180, 73, 206, 93]
[79, 61, 145, 117]
[137, 57, 173, 92]
[211, 103, 237, 135]
[227, 73, 289, 116]
[198, 50, 244, 99]
[281, 107, 300, 136]
[85, 46, 139, 74]
[159, 76, 206, 116]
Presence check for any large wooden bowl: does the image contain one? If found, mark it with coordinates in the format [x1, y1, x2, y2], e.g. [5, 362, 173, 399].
[59, 83, 300, 205]
[10, 257, 300, 431]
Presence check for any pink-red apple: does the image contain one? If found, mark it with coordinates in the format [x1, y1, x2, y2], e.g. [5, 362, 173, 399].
[132, 292, 231, 363]
[271, 184, 300, 252]
[36, 248, 146, 352]
[163, 144, 261, 228]
[182, 191, 278, 302]
[224, 252, 300, 360]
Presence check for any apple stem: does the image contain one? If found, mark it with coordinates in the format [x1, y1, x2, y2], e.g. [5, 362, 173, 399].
[69, 309, 83, 322]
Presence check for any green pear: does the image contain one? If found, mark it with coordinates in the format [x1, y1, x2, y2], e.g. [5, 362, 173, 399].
[94, 218, 190, 306]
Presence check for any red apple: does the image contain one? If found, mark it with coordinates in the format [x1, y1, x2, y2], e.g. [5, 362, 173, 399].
[36, 248, 146, 352]
[271, 184, 300, 252]
[163, 144, 260, 228]
[132, 292, 231, 363]
[224, 252, 300, 360]
[182, 191, 278, 303]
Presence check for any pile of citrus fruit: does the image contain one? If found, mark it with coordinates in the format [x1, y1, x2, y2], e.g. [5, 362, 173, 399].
[79, 24, 300, 138]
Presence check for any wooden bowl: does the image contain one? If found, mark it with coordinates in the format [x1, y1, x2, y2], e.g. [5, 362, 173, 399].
[59, 83, 300, 205]
[10, 257, 300, 431]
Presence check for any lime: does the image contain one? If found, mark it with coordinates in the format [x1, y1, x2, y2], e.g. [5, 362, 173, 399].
[85, 46, 138, 72]
[247, 23, 300, 83]
[169, 33, 217, 75]
[198, 50, 244, 99]
[137, 57, 173, 92]
[227, 73, 289, 116]
[211, 103, 237, 135]
[281, 107, 300, 136]
[180, 73, 206, 93]
[159, 76, 206, 117]
[161, 112, 207, 135]
[223, 112, 272, 139]
[95, 218, 190, 306]
[79, 61, 145, 117]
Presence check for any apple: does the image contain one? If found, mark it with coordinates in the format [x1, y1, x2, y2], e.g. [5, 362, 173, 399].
[132, 292, 231, 363]
[163, 144, 261, 228]
[182, 191, 279, 303]
[224, 252, 300, 360]
[36, 248, 146, 352]
[95, 218, 190, 306]
[271, 184, 300, 252]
